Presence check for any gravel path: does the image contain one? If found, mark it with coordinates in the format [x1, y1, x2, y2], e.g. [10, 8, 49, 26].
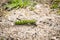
[0, 4, 60, 40]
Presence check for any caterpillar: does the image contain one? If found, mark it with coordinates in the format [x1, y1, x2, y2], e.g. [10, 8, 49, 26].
[15, 19, 36, 25]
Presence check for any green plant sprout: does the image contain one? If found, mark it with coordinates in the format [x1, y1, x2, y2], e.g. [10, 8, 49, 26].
[15, 19, 36, 25]
[5, 3, 19, 9]
[4, 0, 31, 10]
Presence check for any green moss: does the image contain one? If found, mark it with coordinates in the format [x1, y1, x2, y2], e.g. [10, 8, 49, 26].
[0, 37, 4, 40]
[29, 7, 35, 11]
[55, 0, 60, 2]
[51, 3, 58, 9]
[29, 2, 37, 11]
[57, 10, 60, 15]
[15, 19, 36, 25]
[51, 0, 60, 9]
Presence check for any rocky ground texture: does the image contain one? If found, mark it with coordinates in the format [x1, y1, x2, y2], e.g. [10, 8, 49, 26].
[0, 3, 60, 40]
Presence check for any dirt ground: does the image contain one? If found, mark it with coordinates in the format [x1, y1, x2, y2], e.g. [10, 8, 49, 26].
[0, 3, 60, 40]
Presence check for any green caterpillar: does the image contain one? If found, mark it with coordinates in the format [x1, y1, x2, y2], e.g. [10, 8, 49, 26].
[15, 19, 36, 25]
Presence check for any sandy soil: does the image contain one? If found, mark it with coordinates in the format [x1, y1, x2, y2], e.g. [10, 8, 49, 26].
[0, 4, 60, 40]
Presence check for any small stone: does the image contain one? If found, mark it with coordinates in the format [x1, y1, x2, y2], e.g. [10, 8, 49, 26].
[51, 39, 55, 40]
[49, 19, 51, 21]
[49, 24, 52, 26]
